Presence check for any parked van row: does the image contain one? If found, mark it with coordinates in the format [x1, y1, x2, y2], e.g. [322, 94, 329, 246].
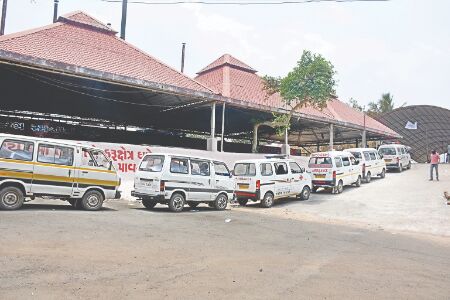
[0, 134, 412, 212]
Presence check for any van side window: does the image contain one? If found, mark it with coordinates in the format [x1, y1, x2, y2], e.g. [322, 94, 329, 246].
[342, 156, 350, 167]
[214, 162, 230, 177]
[274, 162, 288, 175]
[260, 163, 273, 176]
[335, 157, 343, 168]
[170, 158, 189, 174]
[191, 160, 210, 176]
[0, 139, 34, 161]
[363, 151, 371, 161]
[140, 155, 165, 172]
[369, 152, 376, 160]
[38, 144, 74, 166]
[289, 162, 303, 174]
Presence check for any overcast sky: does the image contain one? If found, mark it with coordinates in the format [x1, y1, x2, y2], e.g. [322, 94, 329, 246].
[4, 0, 450, 109]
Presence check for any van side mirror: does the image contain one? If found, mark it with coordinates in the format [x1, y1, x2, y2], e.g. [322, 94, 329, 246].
[300, 167, 305, 173]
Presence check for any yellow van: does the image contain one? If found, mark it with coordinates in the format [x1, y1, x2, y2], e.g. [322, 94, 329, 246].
[0, 134, 121, 210]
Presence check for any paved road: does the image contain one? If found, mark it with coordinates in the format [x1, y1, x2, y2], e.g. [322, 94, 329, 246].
[1, 200, 449, 299]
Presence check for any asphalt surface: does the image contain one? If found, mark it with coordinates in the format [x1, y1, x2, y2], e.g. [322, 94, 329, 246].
[1, 199, 449, 299]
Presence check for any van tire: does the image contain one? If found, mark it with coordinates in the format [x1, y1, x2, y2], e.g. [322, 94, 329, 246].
[81, 190, 104, 211]
[260, 192, 274, 208]
[355, 176, 362, 187]
[398, 164, 403, 173]
[0, 186, 24, 210]
[299, 186, 311, 200]
[365, 172, 371, 183]
[214, 194, 228, 210]
[380, 169, 386, 178]
[169, 193, 185, 212]
[406, 162, 411, 169]
[238, 199, 248, 206]
[142, 199, 157, 209]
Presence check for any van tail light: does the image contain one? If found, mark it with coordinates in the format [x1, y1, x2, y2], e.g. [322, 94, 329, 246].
[332, 171, 336, 179]
[256, 180, 261, 191]
[160, 180, 165, 192]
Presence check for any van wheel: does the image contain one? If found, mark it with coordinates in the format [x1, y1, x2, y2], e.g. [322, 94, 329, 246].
[81, 190, 104, 211]
[406, 162, 411, 169]
[355, 176, 362, 187]
[0, 186, 24, 210]
[260, 192, 274, 208]
[169, 193, 185, 212]
[335, 180, 344, 194]
[142, 199, 157, 209]
[299, 186, 311, 200]
[214, 194, 228, 210]
[188, 202, 199, 208]
[380, 169, 386, 178]
[365, 172, 371, 183]
[398, 164, 403, 173]
[238, 199, 248, 206]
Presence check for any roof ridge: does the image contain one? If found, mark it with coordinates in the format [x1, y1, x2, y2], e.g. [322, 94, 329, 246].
[58, 11, 116, 33]
[113, 36, 216, 93]
[197, 53, 257, 75]
[0, 22, 63, 43]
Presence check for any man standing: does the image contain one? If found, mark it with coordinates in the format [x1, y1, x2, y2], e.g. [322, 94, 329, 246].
[429, 150, 440, 181]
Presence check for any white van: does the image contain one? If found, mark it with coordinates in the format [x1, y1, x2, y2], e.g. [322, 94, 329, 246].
[378, 144, 411, 172]
[308, 151, 362, 194]
[233, 158, 312, 208]
[131, 153, 234, 212]
[344, 148, 386, 182]
[0, 134, 121, 210]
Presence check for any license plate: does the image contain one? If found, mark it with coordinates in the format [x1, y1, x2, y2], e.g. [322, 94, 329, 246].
[141, 181, 153, 186]
[315, 174, 326, 179]
[238, 184, 249, 189]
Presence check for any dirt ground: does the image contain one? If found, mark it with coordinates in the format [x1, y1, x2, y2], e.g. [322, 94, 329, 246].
[1, 197, 450, 299]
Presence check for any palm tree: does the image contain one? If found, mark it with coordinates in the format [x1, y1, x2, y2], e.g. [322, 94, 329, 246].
[378, 93, 395, 113]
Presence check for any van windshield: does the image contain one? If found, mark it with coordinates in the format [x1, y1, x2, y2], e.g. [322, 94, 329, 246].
[139, 155, 165, 172]
[234, 163, 256, 176]
[308, 157, 333, 168]
[379, 148, 397, 156]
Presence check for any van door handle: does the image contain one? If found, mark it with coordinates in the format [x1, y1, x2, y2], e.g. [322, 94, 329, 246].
[82, 171, 88, 174]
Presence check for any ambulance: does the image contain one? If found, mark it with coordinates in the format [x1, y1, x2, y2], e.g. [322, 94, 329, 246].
[132, 153, 234, 212]
[233, 157, 312, 208]
[378, 144, 412, 172]
[308, 151, 362, 194]
[344, 148, 386, 182]
[0, 134, 121, 210]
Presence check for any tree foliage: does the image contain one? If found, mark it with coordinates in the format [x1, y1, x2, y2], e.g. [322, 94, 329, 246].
[367, 93, 400, 116]
[252, 50, 336, 152]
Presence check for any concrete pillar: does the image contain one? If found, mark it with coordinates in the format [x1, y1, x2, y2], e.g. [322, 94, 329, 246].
[362, 130, 367, 148]
[221, 103, 226, 152]
[207, 102, 218, 151]
[329, 124, 334, 151]
[316, 143, 320, 152]
[281, 127, 290, 156]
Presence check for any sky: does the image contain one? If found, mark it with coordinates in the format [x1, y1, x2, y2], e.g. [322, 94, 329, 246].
[3, 0, 450, 109]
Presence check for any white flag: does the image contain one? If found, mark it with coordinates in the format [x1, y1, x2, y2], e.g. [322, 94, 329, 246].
[405, 121, 417, 130]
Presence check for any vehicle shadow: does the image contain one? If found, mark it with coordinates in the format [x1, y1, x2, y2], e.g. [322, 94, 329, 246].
[132, 205, 225, 214]
[20, 203, 117, 211]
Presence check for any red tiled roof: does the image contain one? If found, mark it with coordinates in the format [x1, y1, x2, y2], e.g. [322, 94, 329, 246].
[197, 53, 257, 75]
[0, 11, 211, 93]
[196, 54, 398, 136]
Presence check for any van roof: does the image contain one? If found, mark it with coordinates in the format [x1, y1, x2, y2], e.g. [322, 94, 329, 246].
[233, 158, 298, 164]
[0, 133, 103, 151]
[310, 151, 354, 158]
[144, 152, 227, 164]
[345, 148, 378, 152]
[379, 144, 405, 148]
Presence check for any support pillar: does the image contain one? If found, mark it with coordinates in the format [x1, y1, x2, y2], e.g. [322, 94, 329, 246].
[329, 124, 334, 151]
[221, 103, 225, 152]
[316, 143, 320, 152]
[281, 128, 290, 156]
[207, 102, 218, 152]
[362, 130, 367, 148]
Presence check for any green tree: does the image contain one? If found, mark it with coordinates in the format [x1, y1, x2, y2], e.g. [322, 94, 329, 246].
[367, 92, 402, 116]
[252, 50, 336, 153]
